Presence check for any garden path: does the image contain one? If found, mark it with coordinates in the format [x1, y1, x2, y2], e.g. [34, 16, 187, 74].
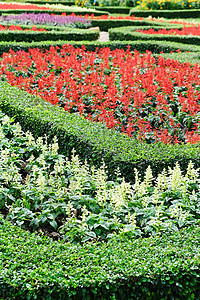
[98, 31, 109, 42]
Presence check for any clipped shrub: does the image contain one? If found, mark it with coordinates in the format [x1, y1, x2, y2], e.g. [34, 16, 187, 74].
[130, 8, 200, 18]
[0, 28, 99, 42]
[1, 82, 200, 183]
[0, 39, 199, 55]
[109, 25, 200, 45]
[0, 216, 200, 299]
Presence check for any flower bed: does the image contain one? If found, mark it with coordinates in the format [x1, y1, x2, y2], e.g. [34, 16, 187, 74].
[0, 111, 199, 243]
[0, 24, 47, 31]
[0, 12, 91, 28]
[0, 2, 52, 10]
[1, 45, 200, 144]
[137, 26, 200, 36]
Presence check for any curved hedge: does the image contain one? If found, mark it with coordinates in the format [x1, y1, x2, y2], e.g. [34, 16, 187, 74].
[0, 215, 199, 299]
[0, 8, 109, 16]
[0, 39, 199, 56]
[1, 82, 200, 183]
[109, 25, 200, 45]
[130, 8, 200, 18]
[0, 28, 99, 42]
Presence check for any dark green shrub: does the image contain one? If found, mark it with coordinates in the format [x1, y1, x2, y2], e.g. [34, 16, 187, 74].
[0, 39, 198, 56]
[0, 215, 200, 299]
[0, 29, 99, 42]
[109, 25, 200, 45]
[130, 8, 200, 18]
[1, 82, 200, 183]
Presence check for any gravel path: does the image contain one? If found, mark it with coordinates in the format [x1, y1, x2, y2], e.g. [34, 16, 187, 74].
[98, 31, 109, 42]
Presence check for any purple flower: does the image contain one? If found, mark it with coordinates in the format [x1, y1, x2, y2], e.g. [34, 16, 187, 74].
[0, 13, 91, 28]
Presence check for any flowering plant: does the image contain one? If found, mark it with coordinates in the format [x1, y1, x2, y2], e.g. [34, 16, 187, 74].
[1, 46, 200, 144]
[0, 2, 52, 10]
[0, 112, 199, 243]
[0, 13, 91, 28]
[136, 0, 200, 10]
[0, 24, 47, 32]
[137, 26, 200, 36]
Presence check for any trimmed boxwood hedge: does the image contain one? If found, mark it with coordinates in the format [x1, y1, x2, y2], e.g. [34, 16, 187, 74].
[0, 215, 199, 299]
[157, 51, 200, 65]
[1, 82, 200, 183]
[90, 19, 182, 31]
[89, 6, 132, 14]
[25, 0, 75, 5]
[3, 24, 92, 31]
[0, 8, 109, 16]
[130, 8, 200, 18]
[0, 39, 199, 56]
[0, 29, 99, 42]
[109, 25, 200, 45]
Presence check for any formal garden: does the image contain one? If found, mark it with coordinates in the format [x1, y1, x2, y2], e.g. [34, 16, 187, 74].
[0, 0, 200, 299]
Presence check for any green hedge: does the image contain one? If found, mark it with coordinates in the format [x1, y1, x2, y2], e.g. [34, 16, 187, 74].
[89, 6, 131, 13]
[0, 19, 181, 32]
[4, 24, 91, 31]
[0, 29, 99, 42]
[90, 19, 181, 31]
[1, 82, 200, 183]
[0, 39, 199, 56]
[0, 9, 109, 16]
[0, 215, 199, 299]
[130, 8, 200, 18]
[25, 0, 75, 5]
[157, 51, 200, 65]
[109, 26, 200, 45]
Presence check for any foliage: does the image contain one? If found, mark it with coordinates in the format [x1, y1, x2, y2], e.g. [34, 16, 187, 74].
[0, 27, 99, 42]
[0, 38, 199, 55]
[2, 45, 200, 144]
[109, 25, 200, 45]
[0, 216, 200, 299]
[0, 12, 91, 29]
[136, 0, 200, 10]
[1, 82, 200, 183]
[137, 25, 200, 35]
[0, 112, 199, 242]
[130, 7, 200, 18]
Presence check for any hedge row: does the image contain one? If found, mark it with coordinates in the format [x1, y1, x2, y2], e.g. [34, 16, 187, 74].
[0, 9, 108, 16]
[0, 29, 99, 42]
[5, 24, 91, 31]
[130, 8, 200, 18]
[0, 39, 199, 56]
[25, 0, 75, 5]
[109, 26, 200, 45]
[157, 51, 200, 65]
[89, 6, 132, 13]
[90, 19, 183, 31]
[0, 215, 199, 299]
[1, 82, 200, 183]
[0, 19, 182, 32]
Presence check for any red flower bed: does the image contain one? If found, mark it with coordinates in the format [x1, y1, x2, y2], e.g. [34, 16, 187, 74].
[0, 3, 52, 10]
[1, 45, 200, 144]
[137, 26, 200, 36]
[0, 25, 46, 32]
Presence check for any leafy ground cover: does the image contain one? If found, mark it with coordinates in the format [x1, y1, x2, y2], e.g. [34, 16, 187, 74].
[0, 111, 200, 244]
[1, 45, 200, 144]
